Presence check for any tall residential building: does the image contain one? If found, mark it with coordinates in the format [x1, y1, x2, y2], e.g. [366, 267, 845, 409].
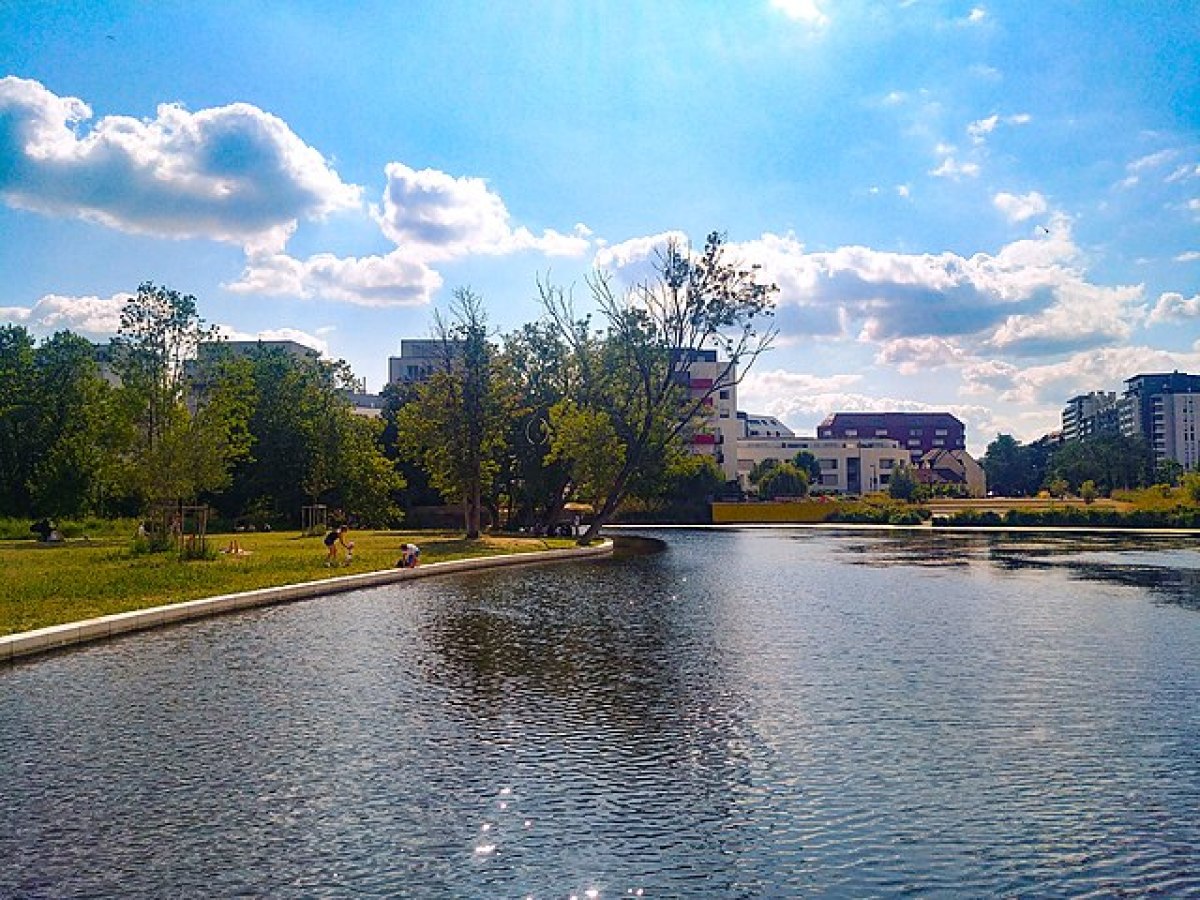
[817, 412, 966, 462]
[1120, 372, 1200, 469]
[678, 349, 739, 482]
[1061, 391, 1118, 442]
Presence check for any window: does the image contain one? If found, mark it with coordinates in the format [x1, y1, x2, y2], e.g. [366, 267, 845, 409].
[910, 428, 922, 436]
[933, 438, 945, 446]
[845, 429, 858, 437]
[719, 389, 730, 399]
[875, 429, 888, 436]
[820, 458, 838, 470]
[935, 428, 948, 436]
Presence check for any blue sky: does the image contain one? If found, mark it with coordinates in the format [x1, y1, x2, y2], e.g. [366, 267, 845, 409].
[2, 0, 1198, 453]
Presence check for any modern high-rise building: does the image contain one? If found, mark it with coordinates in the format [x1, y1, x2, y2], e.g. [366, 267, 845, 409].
[1120, 372, 1200, 469]
[1061, 391, 1118, 442]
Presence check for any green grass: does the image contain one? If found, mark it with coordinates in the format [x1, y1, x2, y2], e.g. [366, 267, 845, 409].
[1, 530, 574, 636]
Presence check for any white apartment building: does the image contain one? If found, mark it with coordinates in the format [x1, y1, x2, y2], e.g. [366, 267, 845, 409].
[737, 437, 910, 494]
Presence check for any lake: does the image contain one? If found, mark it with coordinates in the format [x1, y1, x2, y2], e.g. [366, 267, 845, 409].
[2, 528, 1199, 898]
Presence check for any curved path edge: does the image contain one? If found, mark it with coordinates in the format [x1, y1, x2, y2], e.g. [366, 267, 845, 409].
[2, 539, 614, 665]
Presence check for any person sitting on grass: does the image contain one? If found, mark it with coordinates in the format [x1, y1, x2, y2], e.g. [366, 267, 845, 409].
[324, 525, 350, 567]
[397, 542, 420, 569]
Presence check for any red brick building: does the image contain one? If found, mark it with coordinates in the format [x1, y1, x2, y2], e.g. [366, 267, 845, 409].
[817, 412, 966, 462]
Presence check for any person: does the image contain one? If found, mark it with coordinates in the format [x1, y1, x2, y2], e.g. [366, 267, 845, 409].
[397, 542, 421, 569]
[324, 525, 350, 566]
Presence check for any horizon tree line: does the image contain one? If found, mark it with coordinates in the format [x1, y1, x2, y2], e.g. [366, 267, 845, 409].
[0, 233, 779, 541]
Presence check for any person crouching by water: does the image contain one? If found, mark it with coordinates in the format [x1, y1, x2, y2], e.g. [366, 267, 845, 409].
[324, 525, 350, 566]
[397, 542, 420, 569]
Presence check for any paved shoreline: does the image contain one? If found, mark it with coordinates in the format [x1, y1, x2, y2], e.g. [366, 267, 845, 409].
[1, 540, 613, 665]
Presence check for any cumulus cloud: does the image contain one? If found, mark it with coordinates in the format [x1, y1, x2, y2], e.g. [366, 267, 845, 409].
[226, 247, 443, 308]
[0, 76, 360, 242]
[373, 162, 592, 261]
[1148, 291, 1200, 324]
[930, 156, 980, 179]
[997, 344, 1200, 406]
[769, 0, 829, 27]
[215, 324, 330, 357]
[993, 190, 1048, 223]
[1175, 251, 1200, 262]
[0, 291, 130, 336]
[739, 368, 997, 444]
[875, 336, 968, 373]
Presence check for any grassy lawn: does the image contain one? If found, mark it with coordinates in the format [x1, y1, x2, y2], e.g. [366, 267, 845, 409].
[1, 530, 575, 636]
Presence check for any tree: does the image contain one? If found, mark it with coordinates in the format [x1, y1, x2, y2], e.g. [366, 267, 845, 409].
[748, 458, 781, 489]
[110, 283, 250, 509]
[1080, 479, 1098, 504]
[888, 462, 922, 501]
[758, 461, 809, 499]
[497, 322, 577, 532]
[792, 450, 822, 484]
[28, 332, 123, 518]
[1045, 433, 1153, 494]
[214, 344, 401, 527]
[541, 232, 777, 542]
[984, 434, 1029, 496]
[0, 325, 38, 516]
[394, 288, 511, 538]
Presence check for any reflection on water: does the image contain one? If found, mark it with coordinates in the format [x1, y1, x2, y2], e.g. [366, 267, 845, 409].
[2, 528, 1199, 897]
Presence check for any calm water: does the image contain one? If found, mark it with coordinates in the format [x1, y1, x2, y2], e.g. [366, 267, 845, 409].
[3, 528, 1200, 898]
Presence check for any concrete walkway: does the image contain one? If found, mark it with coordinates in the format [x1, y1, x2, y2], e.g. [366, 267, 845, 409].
[1, 540, 613, 665]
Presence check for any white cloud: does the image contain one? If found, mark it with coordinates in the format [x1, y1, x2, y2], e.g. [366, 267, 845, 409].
[967, 112, 1030, 145]
[875, 336, 968, 373]
[215, 324, 330, 357]
[373, 162, 592, 261]
[0, 292, 130, 336]
[966, 7, 987, 23]
[1175, 251, 1200, 262]
[993, 190, 1048, 223]
[1166, 163, 1200, 183]
[930, 156, 980, 179]
[0, 76, 360, 243]
[226, 247, 443, 308]
[769, 0, 829, 28]
[593, 231, 690, 286]
[1148, 292, 1200, 324]
[998, 344, 1200, 406]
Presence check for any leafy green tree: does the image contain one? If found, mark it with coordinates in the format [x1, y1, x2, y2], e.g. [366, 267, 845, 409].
[497, 322, 577, 532]
[0, 325, 39, 516]
[984, 433, 1031, 496]
[215, 345, 400, 527]
[792, 450, 822, 484]
[748, 458, 781, 488]
[1080, 479, 1098, 504]
[110, 283, 250, 509]
[758, 461, 809, 499]
[1155, 459, 1184, 487]
[394, 289, 510, 538]
[888, 461, 922, 501]
[1045, 433, 1152, 494]
[28, 332, 123, 518]
[541, 232, 777, 542]
[1047, 476, 1069, 498]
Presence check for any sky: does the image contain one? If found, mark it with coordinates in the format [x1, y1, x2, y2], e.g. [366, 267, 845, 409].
[1, 0, 1198, 455]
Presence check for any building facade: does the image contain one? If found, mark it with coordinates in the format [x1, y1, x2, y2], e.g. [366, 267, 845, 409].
[817, 412, 966, 462]
[387, 339, 457, 384]
[1119, 372, 1200, 469]
[679, 349, 740, 482]
[1061, 391, 1119, 442]
[737, 437, 911, 494]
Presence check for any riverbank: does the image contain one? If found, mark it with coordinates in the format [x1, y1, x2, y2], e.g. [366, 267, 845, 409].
[1, 536, 612, 664]
[1, 531, 583, 632]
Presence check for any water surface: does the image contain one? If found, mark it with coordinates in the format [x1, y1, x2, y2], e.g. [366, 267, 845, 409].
[2, 529, 1199, 897]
